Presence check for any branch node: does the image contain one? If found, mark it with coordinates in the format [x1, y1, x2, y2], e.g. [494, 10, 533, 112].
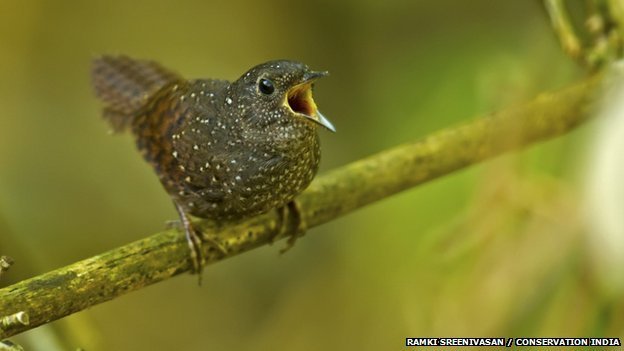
[0, 256, 14, 279]
[0, 312, 30, 330]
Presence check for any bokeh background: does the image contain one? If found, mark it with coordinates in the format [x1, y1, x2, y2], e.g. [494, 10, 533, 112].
[1, 1, 623, 350]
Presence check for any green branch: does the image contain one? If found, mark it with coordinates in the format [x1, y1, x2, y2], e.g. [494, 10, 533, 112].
[0, 72, 611, 339]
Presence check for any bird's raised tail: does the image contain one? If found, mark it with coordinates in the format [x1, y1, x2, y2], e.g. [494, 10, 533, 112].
[91, 55, 181, 132]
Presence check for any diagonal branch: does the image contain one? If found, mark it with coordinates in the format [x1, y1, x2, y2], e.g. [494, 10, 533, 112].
[0, 71, 612, 339]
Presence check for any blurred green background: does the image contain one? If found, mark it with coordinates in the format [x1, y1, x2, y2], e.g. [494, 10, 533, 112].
[1, 0, 622, 350]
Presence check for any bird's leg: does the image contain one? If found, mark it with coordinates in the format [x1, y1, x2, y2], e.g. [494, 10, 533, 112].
[174, 202, 205, 278]
[173, 203, 228, 281]
[271, 206, 287, 245]
[273, 200, 307, 254]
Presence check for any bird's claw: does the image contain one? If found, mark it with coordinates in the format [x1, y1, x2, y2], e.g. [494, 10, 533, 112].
[273, 200, 307, 254]
[174, 202, 207, 285]
[185, 224, 205, 276]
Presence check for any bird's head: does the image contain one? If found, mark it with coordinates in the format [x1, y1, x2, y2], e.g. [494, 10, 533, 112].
[228, 60, 335, 133]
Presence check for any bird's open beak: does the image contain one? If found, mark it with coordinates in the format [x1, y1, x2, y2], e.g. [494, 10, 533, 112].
[285, 71, 336, 132]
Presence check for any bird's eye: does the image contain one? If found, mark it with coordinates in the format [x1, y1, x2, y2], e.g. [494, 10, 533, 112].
[258, 78, 275, 95]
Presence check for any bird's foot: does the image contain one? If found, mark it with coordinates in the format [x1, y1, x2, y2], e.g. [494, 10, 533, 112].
[166, 217, 204, 273]
[173, 203, 209, 285]
[172, 204, 229, 286]
[273, 200, 307, 254]
[201, 231, 228, 256]
[184, 222, 205, 277]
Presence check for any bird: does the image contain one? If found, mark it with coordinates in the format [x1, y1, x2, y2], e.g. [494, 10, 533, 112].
[91, 55, 335, 275]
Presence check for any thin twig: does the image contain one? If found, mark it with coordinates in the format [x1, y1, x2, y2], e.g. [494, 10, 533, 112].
[0, 70, 616, 339]
[545, 0, 583, 61]
[544, 0, 624, 68]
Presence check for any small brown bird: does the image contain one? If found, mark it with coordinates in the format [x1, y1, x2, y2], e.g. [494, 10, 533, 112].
[91, 56, 334, 273]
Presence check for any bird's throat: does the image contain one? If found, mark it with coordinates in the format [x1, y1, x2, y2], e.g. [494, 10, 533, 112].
[286, 82, 317, 117]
